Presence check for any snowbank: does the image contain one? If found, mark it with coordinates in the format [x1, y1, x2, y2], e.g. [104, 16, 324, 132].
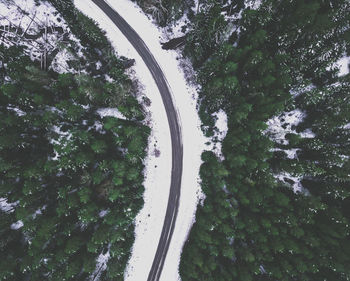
[74, 1, 207, 280]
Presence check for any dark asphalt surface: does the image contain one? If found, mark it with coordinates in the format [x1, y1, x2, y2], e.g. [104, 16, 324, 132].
[91, 1, 183, 280]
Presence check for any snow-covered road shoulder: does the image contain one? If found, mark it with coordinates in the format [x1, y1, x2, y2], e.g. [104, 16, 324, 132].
[74, 1, 207, 280]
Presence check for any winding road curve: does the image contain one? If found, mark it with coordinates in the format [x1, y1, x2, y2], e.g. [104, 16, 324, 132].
[91, 1, 183, 280]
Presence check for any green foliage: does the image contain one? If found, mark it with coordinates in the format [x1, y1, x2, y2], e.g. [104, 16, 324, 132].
[132, 0, 191, 26]
[0, 2, 150, 279]
[180, 0, 350, 280]
[184, 2, 228, 67]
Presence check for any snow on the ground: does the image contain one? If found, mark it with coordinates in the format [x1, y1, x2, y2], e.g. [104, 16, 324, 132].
[191, 0, 199, 14]
[163, 13, 189, 38]
[32, 206, 45, 219]
[11, 220, 24, 230]
[51, 48, 75, 74]
[290, 83, 316, 98]
[89, 247, 111, 281]
[96, 108, 127, 120]
[245, 0, 262, 10]
[265, 109, 315, 194]
[52, 125, 72, 137]
[0, 0, 82, 74]
[0, 0, 62, 30]
[0, 198, 18, 213]
[265, 109, 305, 145]
[270, 147, 300, 159]
[213, 110, 228, 142]
[299, 128, 315, 139]
[326, 55, 350, 77]
[210, 109, 228, 160]
[265, 109, 315, 145]
[74, 1, 207, 280]
[335, 55, 350, 76]
[275, 172, 304, 193]
[342, 123, 350, 129]
[6, 106, 26, 116]
[98, 209, 109, 218]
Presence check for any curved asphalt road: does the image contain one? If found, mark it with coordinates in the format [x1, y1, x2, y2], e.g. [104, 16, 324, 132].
[91, 1, 183, 280]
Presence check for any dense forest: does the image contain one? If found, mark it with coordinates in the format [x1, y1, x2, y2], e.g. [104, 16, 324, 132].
[174, 0, 350, 280]
[1, 0, 350, 280]
[0, 0, 149, 280]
